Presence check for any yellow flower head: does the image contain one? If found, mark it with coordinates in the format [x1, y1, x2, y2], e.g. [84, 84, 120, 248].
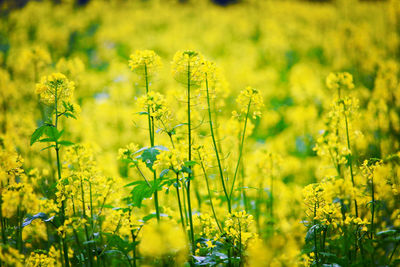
[26, 251, 56, 267]
[326, 72, 355, 92]
[136, 91, 170, 121]
[154, 148, 185, 173]
[128, 50, 162, 77]
[234, 86, 264, 119]
[171, 50, 205, 86]
[35, 73, 75, 107]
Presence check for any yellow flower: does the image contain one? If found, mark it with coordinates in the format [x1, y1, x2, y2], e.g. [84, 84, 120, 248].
[26, 251, 56, 267]
[235, 86, 264, 119]
[118, 143, 139, 161]
[136, 91, 170, 121]
[35, 73, 75, 107]
[171, 50, 205, 86]
[128, 50, 162, 77]
[154, 148, 185, 173]
[326, 72, 355, 92]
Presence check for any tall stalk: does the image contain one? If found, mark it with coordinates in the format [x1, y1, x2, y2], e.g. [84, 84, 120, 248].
[197, 150, 222, 232]
[176, 173, 186, 230]
[54, 87, 70, 267]
[338, 87, 358, 217]
[186, 62, 195, 254]
[205, 74, 231, 212]
[80, 177, 93, 266]
[229, 100, 252, 206]
[144, 64, 160, 222]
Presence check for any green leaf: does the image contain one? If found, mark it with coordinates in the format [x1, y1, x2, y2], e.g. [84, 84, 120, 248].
[43, 126, 63, 142]
[181, 166, 192, 174]
[138, 147, 161, 170]
[159, 169, 170, 178]
[30, 125, 47, 145]
[184, 160, 198, 167]
[23, 212, 54, 227]
[142, 212, 169, 222]
[124, 181, 146, 188]
[39, 138, 56, 143]
[58, 140, 74, 146]
[64, 112, 77, 119]
[83, 240, 96, 245]
[129, 181, 155, 207]
[376, 229, 397, 237]
[41, 145, 56, 151]
[305, 224, 320, 243]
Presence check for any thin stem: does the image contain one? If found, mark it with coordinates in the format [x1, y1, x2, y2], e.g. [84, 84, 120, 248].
[313, 203, 320, 267]
[229, 99, 252, 202]
[389, 241, 399, 265]
[144, 63, 160, 222]
[197, 151, 222, 232]
[186, 62, 195, 254]
[54, 87, 70, 267]
[205, 74, 231, 212]
[80, 177, 93, 267]
[176, 173, 186, 230]
[370, 175, 375, 239]
[0, 196, 6, 245]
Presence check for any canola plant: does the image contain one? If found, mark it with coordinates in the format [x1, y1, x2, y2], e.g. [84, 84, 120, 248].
[0, 0, 399, 266]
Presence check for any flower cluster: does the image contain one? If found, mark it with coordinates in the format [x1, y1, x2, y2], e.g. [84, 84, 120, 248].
[222, 211, 257, 247]
[25, 251, 57, 267]
[136, 91, 170, 121]
[128, 50, 162, 77]
[35, 73, 75, 107]
[326, 72, 355, 92]
[153, 148, 185, 173]
[118, 142, 139, 161]
[171, 50, 205, 85]
[233, 86, 264, 119]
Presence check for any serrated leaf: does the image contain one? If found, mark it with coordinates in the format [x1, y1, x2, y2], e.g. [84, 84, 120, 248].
[129, 181, 155, 207]
[138, 147, 161, 170]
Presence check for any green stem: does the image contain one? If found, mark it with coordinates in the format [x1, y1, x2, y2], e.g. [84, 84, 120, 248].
[186, 62, 195, 254]
[176, 173, 186, 230]
[229, 99, 252, 203]
[197, 151, 222, 232]
[54, 88, 70, 267]
[0, 196, 6, 245]
[340, 95, 358, 217]
[269, 162, 274, 220]
[144, 63, 160, 222]
[80, 177, 93, 267]
[313, 203, 320, 267]
[205, 74, 231, 212]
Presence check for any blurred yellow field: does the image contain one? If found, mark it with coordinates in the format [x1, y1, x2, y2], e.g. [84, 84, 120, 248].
[0, 0, 399, 266]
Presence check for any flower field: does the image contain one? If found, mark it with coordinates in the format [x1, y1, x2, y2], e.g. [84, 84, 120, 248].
[0, 0, 400, 266]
